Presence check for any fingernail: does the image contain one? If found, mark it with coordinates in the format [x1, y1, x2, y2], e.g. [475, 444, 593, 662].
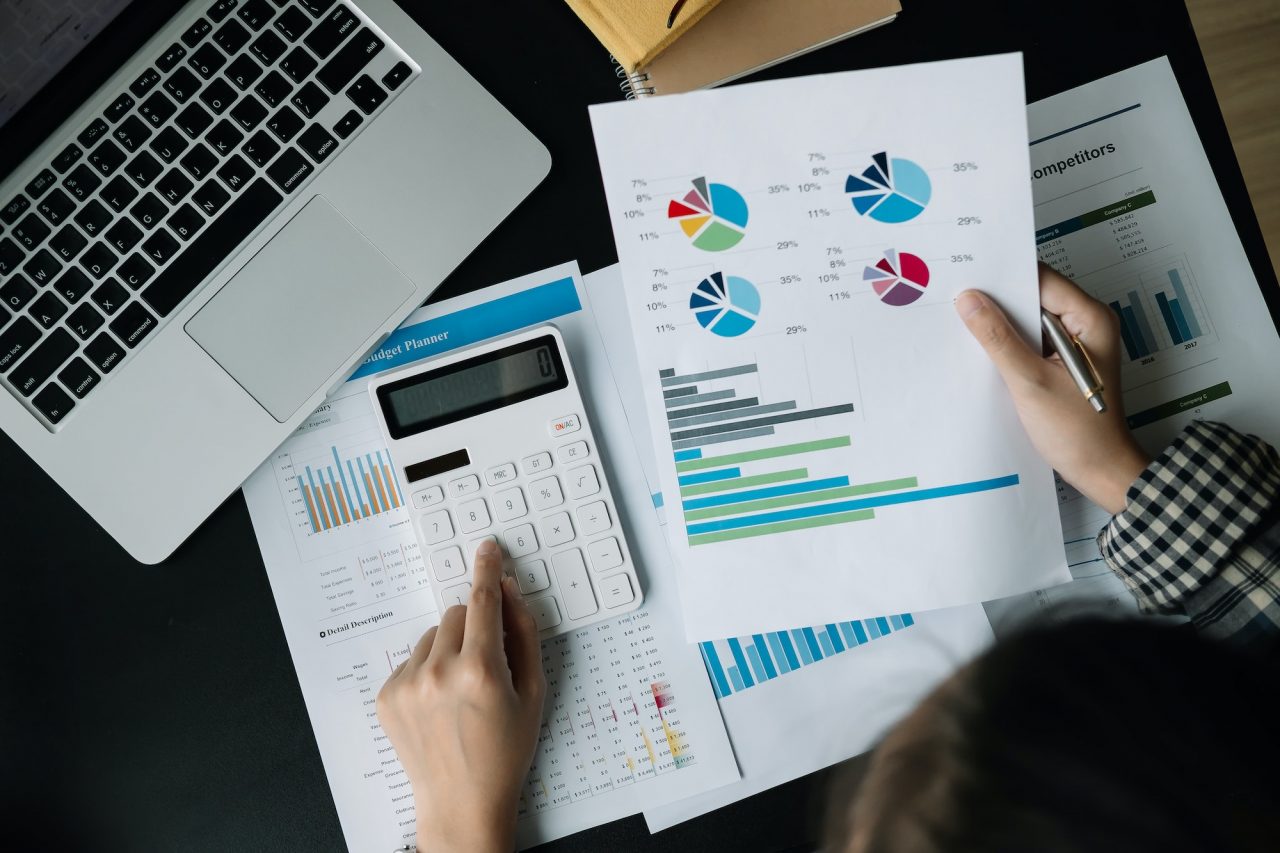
[477, 539, 498, 556]
[955, 290, 985, 319]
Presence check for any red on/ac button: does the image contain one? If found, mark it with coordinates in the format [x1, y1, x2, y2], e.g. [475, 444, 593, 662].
[549, 414, 581, 436]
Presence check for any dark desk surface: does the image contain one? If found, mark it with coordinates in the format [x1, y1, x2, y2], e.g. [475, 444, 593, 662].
[3, 1, 1276, 850]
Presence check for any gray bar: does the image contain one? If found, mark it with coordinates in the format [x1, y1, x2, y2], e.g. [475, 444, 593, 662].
[666, 397, 759, 420]
[661, 363, 758, 387]
[670, 403, 855, 442]
[659, 368, 675, 378]
[672, 426, 775, 450]
[663, 386, 698, 399]
[1167, 269, 1202, 337]
[664, 389, 735, 408]
[669, 401, 797, 429]
[1127, 289, 1158, 353]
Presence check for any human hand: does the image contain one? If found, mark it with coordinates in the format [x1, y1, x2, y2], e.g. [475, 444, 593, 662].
[955, 264, 1150, 514]
[376, 540, 546, 853]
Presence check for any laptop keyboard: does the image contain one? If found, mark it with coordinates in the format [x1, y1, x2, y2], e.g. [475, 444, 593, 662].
[0, 0, 417, 430]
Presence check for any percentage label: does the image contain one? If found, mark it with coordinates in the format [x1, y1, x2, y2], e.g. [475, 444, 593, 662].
[956, 216, 983, 226]
[635, 193, 653, 202]
[768, 184, 791, 194]
[952, 162, 979, 172]
[828, 291, 851, 301]
[829, 259, 846, 268]
[639, 232, 660, 241]
[812, 166, 830, 176]
[632, 179, 648, 188]
[799, 183, 823, 193]
[646, 301, 668, 311]
[950, 254, 975, 263]
[785, 324, 809, 334]
[827, 247, 843, 256]
[652, 268, 668, 277]
[651, 283, 668, 292]
[623, 209, 645, 219]
[808, 208, 831, 218]
[656, 322, 676, 333]
[808, 153, 827, 162]
[776, 240, 799, 250]
[778, 275, 803, 285]
[818, 273, 841, 283]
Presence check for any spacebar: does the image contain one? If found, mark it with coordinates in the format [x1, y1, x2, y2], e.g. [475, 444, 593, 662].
[141, 178, 283, 317]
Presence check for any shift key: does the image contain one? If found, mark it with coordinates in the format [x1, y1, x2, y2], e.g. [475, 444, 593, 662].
[316, 27, 383, 94]
[10, 328, 77, 396]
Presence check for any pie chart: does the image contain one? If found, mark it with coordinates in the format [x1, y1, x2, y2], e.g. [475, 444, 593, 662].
[690, 272, 760, 337]
[668, 177, 748, 251]
[845, 152, 932, 224]
[863, 250, 930, 306]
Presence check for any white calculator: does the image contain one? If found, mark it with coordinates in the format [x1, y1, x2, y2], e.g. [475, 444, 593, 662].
[369, 325, 642, 636]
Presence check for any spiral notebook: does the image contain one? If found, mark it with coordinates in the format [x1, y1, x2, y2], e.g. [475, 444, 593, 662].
[616, 0, 901, 98]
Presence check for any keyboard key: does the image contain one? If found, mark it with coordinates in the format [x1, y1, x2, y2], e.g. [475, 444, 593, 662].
[528, 596, 561, 631]
[346, 74, 386, 115]
[523, 452, 553, 475]
[4, 292, 16, 327]
[291, 81, 329, 119]
[113, 116, 153, 152]
[430, 546, 466, 582]
[599, 574, 635, 609]
[78, 244, 118, 280]
[505, 523, 538, 558]
[188, 43, 227, 80]
[576, 501, 611, 536]
[213, 19, 251, 55]
[265, 146, 312, 192]
[485, 463, 517, 486]
[230, 94, 268, 130]
[49, 224, 89, 261]
[237, 0, 274, 30]
[130, 193, 169, 230]
[0, 316, 40, 373]
[242, 130, 280, 166]
[332, 108, 361, 139]
[440, 583, 471, 609]
[254, 70, 293, 107]
[155, 168, 194, 204]
[74, 199, 113, 235]
[566, 465, 601, 499]
[77, 118, 110, 148]
[91, 278, 128, 315]
[57, 266, 96, 301]
[167, 203, 206, 240]
[299, 0, 337, 17]
[449, 474, 481, 498]
[250, 30, 287, 65]
[587, 537, 624, 572]
[418, 509, 453, 545]
[105, 93, 135, 123]
[13, 214, 51, 250]
[207, 0, 239, 23]
[143, 230, 181, 265]
[165, 67, 203, 103]
[61, 164, 102, 201]
[494, 487, 528, 522]
[2, 275, 37, 311]
[317, 28, 382, 94]
[88, 140, 127, 176]
[85, 332, 126, 374]
[105, 219, 144, 254]
[458, 498, 491, 534]
[176, 103, 215, 139]
[382, 61, 412, 91]
[199, 77, 238, 114]
[139, 91, 178, 128]
[3, 195, 31, 224]
[109, 302, 158, 348]
[37, 189, 76, 226]
[280, 47, 318, 83]
[551, 549, 598, 620]
[129, 67, 163, 98]
[100, 177, 138, 214]
[181, 18, 212, 48]
[32, 382, 75, 424]
[141, 177, 281, 316]
[28, 291, 68, 329]
[216, 154, 254, 191]
[529, 475, 563, 510]
[305, 5, 356, 58]
[515, 559, 550, 594]
[0, 238, 24, 276]
[207, 119, 245, 156]
[156, 43, 188, 73]
[556, 440, 590, 464]
[126, 151, 164, 187]
[66, 302, 104, 339]
[180, 143, 219, 180]
[58, 357, 100, 399]
[117, 254, 155, 289]
[273, 6, 312, 41]
[412, 485, 444, 509]
[226, 55, 264, 91]
[266, 104, 304, 142]
[540, 511, 574, 547]
[192, 180, 231, 215]
[23, 249, 61, 285]
[26, 168, 58, 197]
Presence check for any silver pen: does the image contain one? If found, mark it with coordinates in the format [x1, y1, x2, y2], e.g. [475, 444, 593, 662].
[1040, 309, 1107, 413]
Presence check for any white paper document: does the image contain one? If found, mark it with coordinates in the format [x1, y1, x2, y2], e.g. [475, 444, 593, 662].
[590, 54, 1069, 639]
[242, 263, 738, 852]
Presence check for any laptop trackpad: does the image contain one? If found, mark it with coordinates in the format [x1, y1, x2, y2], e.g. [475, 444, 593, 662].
[186, 196, 415, 422]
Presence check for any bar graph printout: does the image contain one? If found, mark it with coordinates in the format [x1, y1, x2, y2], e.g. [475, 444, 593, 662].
[590, 55, 1069, 638]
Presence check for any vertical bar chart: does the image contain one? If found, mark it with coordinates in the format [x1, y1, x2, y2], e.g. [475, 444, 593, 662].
[295, 445, 405, 533]
[1105, 258, 1212, 360]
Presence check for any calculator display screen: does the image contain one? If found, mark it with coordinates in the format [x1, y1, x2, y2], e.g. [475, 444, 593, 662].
[378, 335, 569, 439]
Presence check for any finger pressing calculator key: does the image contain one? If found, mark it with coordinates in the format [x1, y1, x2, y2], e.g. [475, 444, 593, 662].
[370, 325, 643, 636]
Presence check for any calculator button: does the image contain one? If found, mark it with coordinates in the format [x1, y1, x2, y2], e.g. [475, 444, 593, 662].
[441, 582, 471, 608]
[600, 574, 635, 609]
[556, 440, 589, 464]
[529, 476, 564, 511]
[576, 501, 612, 537]
[430, 546, 466, 582]
[522, 451, 552, 475]
[485, 462, 517, 486]
[587, 537, 624, 572]
[566, 465, 601, 500]
[457, 498, 491, 534]
[541, 511, 574, 547]
[419, 509, 453, 545]
[505, 523, 538, 558]
[468, 535, 498, 558]
[514, 559, 550, 594]
[528, 596, 561, 630]
[493, 486, 528, 522]
[449, 474, 481, 498]
[549, 413, 581, 437]
[412, 485, 444, 509]
[551, 549, 597, 619]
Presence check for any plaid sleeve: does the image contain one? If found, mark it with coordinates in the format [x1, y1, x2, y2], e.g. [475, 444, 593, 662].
[1097, 420, 1280, 645]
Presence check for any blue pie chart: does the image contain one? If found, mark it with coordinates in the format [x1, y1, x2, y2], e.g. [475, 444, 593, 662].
[845, 152, 932, 224]
[690, 272, 760, 337]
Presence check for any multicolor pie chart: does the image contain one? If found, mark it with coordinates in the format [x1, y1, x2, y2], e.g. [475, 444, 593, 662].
[863, 250, 930, 306]
[845, 153, 932, 224]
[667, 178, 748, 251]
[690, 272, 760, 337]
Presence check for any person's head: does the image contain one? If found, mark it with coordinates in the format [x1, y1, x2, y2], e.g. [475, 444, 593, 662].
[827, 618, 1280, 853]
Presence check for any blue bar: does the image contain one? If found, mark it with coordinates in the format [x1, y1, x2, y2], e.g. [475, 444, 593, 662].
[1110, 301, 1140, 360]
[1155, 291, 1184, 344]
[296, 476, 318, 532]
[674, 449, 703, 462]
[901, 613, 915, 627]
[867, 619, 882, 639]
[792, 629, 815, 664]
[686, 475, 1021, 535]
[839, 621, 858, 646]
[651, 492, 664, 508]
[1169, 298, 1193, 343]
[333, 448, 357, 517]
[825, 624, 846, 653]
[751, 634, 779, 679]
[745, 645, 770, 683]
[678, 467, 742, 486]
[700, 642, 731, 698]
[1128, 289, 1159, 353]
[1168, 269, 1202, 337]
[890, 614, 906, 630]
[776, 631, 801, 670]
[682, 476, 851, 511]
[875, 616, 892, 636]
[346, 460, 366, 512]
[851, 621, 869, 644]
[376, 450, 404, 504]
[728, 666, 746, 693]
[765, 632, 792, 674]
[801, 627, 824, 661]
[726, 637, 755, 688]
[818, 632, 835, 656]
[1121, 306, 1148, 357]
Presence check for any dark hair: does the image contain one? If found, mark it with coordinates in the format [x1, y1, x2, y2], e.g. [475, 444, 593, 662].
[828, 618, 1280, 853]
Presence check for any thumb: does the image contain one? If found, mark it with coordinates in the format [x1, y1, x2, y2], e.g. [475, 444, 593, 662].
[955, 289, 1045, 389]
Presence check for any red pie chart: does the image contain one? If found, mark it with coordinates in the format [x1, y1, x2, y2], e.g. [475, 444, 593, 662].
[863, 250, 930, 306]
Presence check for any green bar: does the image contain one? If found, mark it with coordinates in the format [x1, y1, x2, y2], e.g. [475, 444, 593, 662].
[675, 436, 851, 472]
[689, 509, 875, 545]
[680, 468, 807, 497]
[684, 477, 919, 521]
[1126, 381, 1232, 429]
[1079, 190, 1158, 228]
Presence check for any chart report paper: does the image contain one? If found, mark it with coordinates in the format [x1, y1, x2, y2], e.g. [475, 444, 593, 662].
[241, 264, 738, 852]
[590, 55, 1068, 639]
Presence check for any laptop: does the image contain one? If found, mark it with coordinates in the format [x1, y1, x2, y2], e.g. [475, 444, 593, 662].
[0, 0, 550, 563]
